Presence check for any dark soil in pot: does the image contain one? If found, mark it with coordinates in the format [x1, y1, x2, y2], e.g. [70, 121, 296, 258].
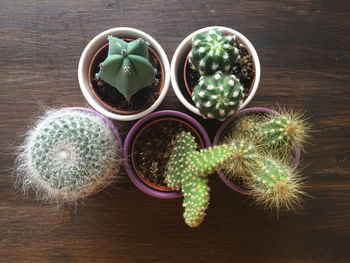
[183, 39, 255, 103]
[89, 39, 164, 115]
[131, 118, 204, 191]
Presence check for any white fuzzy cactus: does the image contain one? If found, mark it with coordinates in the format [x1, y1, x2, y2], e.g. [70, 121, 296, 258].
[15, 108, 122, 204]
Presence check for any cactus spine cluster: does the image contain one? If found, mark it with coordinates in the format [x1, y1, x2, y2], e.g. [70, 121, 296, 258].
[192, 71, 244, 120]
[165, 131, 233, 227]
[226, 114, 261, 140]
[224, 109, 310, 162]
[96, 36, 156, 101]
[249, 157, 302, 211]
[259, 111, 309, 160]
[222, 139, 260, 182]
[15, 108, 121, 204]
[189, 28, 240, 76]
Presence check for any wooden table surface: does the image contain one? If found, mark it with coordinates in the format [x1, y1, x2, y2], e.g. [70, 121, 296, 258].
[1, 0, 350, 262]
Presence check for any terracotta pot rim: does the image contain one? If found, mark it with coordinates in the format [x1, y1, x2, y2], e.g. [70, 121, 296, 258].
[123, 110, 211, 199]
[130, 117, 205, 192]
[88, 38, 165, 115]
[213, 107, 301, 196]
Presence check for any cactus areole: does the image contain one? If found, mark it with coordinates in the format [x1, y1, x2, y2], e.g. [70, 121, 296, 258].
[88, 36, 164, 114]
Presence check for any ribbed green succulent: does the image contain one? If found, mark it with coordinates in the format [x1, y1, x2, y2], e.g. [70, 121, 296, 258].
[189, 28, 240, 75]
[192, 71, 244, 120]
[15, 108, 121, 204]
[165, 131, 233, 227]
[96, 36, 156, 101]
[248, 157, 303, 212]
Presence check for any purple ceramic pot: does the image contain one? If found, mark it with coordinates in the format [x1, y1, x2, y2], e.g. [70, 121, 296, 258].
[123, 110, 211, 199]
[63, 107, 123, 195]
[213, 107, 301, 195]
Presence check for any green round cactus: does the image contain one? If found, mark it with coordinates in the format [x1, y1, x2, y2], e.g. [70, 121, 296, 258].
[96, 36, 156, 101]
[15, 108, 121, 204]
[248, 157, 303, 211]
[192, 71, 244, 120]
[189, 28, 240, 75]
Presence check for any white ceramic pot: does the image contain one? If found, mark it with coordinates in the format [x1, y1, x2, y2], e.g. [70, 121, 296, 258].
[170, 26, 261, 118]
[78, 27, 170, 121]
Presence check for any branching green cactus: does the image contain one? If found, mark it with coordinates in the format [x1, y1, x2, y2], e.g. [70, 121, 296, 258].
[192, 71, 244, 120]
[218, 108, 310, 212]
[189, 28, 240, 75]
[248, 157, 303, 212]
[165, 131, 233, 227]
[96, 36, 156, 101]
[15, 108, 121, 204]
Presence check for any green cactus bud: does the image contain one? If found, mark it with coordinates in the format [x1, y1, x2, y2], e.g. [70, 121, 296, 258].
[189, 28, 240, 75]
[165, 131, 234, 227]
[192, 71, 244, 120]
[15, 108, 122, 204]
[259, 109, 310, 161]
[249, 157, 303, 212]
[96, 36, 156, 99]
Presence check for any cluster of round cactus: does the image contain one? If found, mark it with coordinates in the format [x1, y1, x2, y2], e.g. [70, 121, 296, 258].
[192, 71, 244, 120]
[189, 28, 247, 120]
[15, 108, 122, 204]
[96, 36, 156, 101]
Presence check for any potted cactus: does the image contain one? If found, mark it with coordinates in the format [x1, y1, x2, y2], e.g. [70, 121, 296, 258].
[78, 27, 170, 121]
[213, 107, 309, 195]
[171, 26, 261, 121]
[14, 107, 122, 204]
[165, 117, 308, 227]
[123, 110, 211, 198]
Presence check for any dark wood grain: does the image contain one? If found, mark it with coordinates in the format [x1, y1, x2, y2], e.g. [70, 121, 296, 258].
[1, 0, 350, 262]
